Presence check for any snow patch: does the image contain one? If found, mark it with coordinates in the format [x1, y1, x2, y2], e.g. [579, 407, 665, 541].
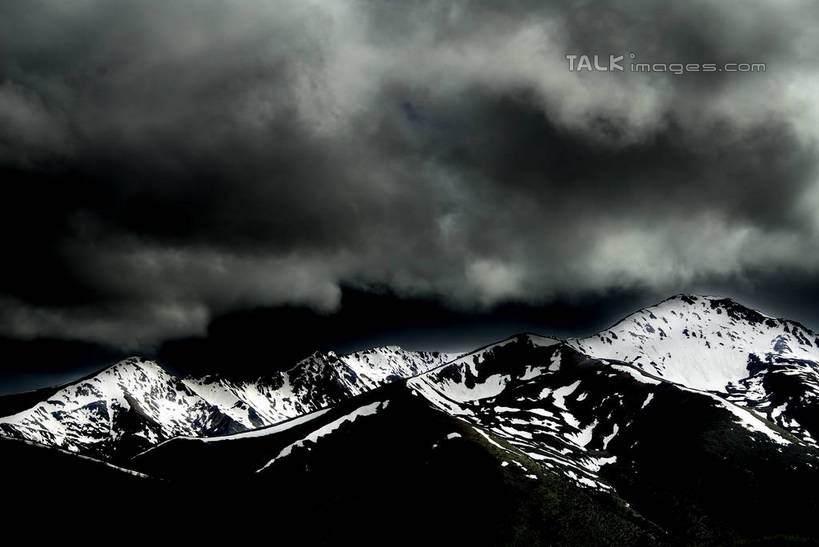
[552, 380, 582, 409]
[602, 424, 619, 449]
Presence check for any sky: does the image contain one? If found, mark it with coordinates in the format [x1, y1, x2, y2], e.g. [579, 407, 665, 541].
[2, 1, 819, 388]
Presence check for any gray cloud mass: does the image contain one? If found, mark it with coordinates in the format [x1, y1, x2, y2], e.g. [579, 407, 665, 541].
[1, 0, 819, 348]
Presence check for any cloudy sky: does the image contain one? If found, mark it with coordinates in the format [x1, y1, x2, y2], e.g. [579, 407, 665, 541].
[2, 1, 819, 382]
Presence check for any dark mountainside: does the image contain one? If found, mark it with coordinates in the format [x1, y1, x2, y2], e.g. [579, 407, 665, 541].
[3, 296, 819, 545]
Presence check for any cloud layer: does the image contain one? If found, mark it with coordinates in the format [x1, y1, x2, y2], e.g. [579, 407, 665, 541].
[1, 0, 819, 348]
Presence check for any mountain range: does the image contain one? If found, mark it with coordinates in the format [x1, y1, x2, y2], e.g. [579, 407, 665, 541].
[3, 294, 819, 545]
[0, 346, 457, 460]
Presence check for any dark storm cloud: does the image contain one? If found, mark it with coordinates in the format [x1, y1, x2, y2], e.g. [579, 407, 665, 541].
[1, 0, 819, 349]
[155, 286, 649, 379]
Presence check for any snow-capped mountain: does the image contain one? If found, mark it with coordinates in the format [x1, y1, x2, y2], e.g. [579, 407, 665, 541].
[133, 331, 819, 544]
[181, 346, 458, 427]
[0, 347, 456, 459]
[6, 294, 819, 543]
[5, 294, 819, 462]
[0, 357, 242, 459]
[408, 335, 798, 491]
[570, 295, 819, 390]
[570, 295, 819, 446]
[136, 332, 808, 493]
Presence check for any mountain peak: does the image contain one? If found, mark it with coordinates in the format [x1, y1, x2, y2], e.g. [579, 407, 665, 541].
[570, 294, 818, 391]
[663, 293, 739, 308]
[105, 356, 165, 374]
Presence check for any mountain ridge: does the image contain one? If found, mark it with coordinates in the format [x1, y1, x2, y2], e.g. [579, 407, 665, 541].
[5, 294, 819, 544]
[0, 346, 458, 460]
[128, 330, 819, 544]
[2, 293, 818, 459]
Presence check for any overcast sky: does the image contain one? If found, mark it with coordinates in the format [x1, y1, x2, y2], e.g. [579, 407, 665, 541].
[2, 1, 819, 364]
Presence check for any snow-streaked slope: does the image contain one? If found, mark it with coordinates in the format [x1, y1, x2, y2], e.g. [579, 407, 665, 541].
[570, 295, 819, 391]
[165, 334, 805, 496]
[257, 400, 389, 472]
[409, 336, 629, 490]
[722, 357, 819, 447]
[0, 357, 241, 457]
[407, 336, 806, 492]
[408, 334, 558, 406]
[182, 347, 457, 428]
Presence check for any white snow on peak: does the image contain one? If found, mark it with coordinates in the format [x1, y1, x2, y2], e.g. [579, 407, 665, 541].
[446, 334, 558, 372]
[182, 346, 456, 428]
[406, 335, 560, 413]
[0, 346, 456, 458]
[0, 357, 227, 455]
[570, 295, 819, 392]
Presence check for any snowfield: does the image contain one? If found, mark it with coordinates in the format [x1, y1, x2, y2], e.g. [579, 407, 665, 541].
[570, 295, 819, 391]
